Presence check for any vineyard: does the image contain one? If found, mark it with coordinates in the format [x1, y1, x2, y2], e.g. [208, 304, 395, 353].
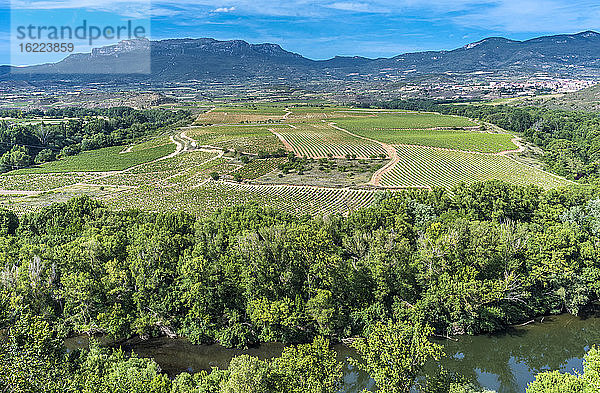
[343, 127, 516, 153]
[274, 124, 388, 158]
[106, 180, 381, 217]
[195, 107, 287, 124]
[194, 181, 380, 216]
[12, 144, 175, 174]
[0, 173, 102, 191]
[336, 112, 477, 130]
[286, 107, 357, 121]
[126, 135, 174, 152]
[95, 150, 222, 187]
[185, 126, 284, 154]
[0, 104, 576, 217]
[332, 113, 520, 153]
[1, 183, 133, 216]
[380, 145, 572, 189]
[233, 157, 287, 180]
[165, 159, 236, 185]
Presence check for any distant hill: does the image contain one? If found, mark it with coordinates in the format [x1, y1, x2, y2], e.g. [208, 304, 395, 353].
[5, 31, 600, 81]
[374, 31, 600, 73]
[559, 84, 600, 111]
[507, 83, 600, 111]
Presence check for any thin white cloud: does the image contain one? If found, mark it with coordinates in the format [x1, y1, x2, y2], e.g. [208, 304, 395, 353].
[211, 6, 235, 13]
[7, 0, 600, 34]
[10, 0, 147, 9]
[325, 2, 388, 13]
[9, 0, 321, 17]
[10, 0, 153, 18]
[451, 0, 600, 33]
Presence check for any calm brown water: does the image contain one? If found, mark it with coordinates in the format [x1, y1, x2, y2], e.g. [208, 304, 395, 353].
[65, 313, 600, 393]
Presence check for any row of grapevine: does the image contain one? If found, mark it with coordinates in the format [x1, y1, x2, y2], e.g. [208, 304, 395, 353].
[0, 173, 102, 191]
[234, 157, 287, 180]
[336, 113, 476, 130]
[195, 111, 286, 124]
[380, 145, 572, 190]
[186, 126, 284, 154]
[276, 125, 388, 159]
[106, 180, 381, 216]
[94, 151, 221, 187]
[194, 181, 380, 216]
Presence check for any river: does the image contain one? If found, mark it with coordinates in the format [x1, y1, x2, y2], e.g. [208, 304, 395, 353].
[64, 313, 600, 393]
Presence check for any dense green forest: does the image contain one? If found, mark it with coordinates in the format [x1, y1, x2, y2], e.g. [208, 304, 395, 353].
[1, 180, 600, 391]
[372, 100, 600, 182]
[0, 108, 190, 172]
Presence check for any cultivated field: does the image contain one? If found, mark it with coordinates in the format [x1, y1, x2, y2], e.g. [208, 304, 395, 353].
[95, 150, 223, 187]
[0, 104, 574, 216]
[235, 157, 287, 180]
[335, 112, 477, 129]
[380, 145, 571, 190]
[285, 107, 359, 121]
[12, 144, 174, 174]
[273, 123, 388, 158]
[195, 107, 287, 124]
[106, 180, 380, 216]
[0, 173, 102, 191]
[337, 127, 516, 153]
[184, 126, 284, 154]
[334, 113, 517, 153]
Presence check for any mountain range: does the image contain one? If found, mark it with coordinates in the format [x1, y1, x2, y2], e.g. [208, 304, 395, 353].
[4, 31, 600, 81]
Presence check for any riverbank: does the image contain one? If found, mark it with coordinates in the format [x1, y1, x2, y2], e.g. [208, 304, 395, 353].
[64, 313, 600, 393]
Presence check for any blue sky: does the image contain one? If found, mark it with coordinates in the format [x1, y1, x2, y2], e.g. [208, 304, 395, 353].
[1, 0, 600, 65]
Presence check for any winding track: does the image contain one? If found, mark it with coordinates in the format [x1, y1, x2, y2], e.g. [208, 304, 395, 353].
[4, 127, 203, 198]
[327, 122, 398, 187]
[497, 137, 526, 156]
[5, 111, 568, 208]
[326, 122, 542, 187]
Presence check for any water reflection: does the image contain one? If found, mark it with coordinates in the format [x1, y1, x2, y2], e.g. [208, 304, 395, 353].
[64, 313, 600, 393]
[434, 313, 600, 393]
